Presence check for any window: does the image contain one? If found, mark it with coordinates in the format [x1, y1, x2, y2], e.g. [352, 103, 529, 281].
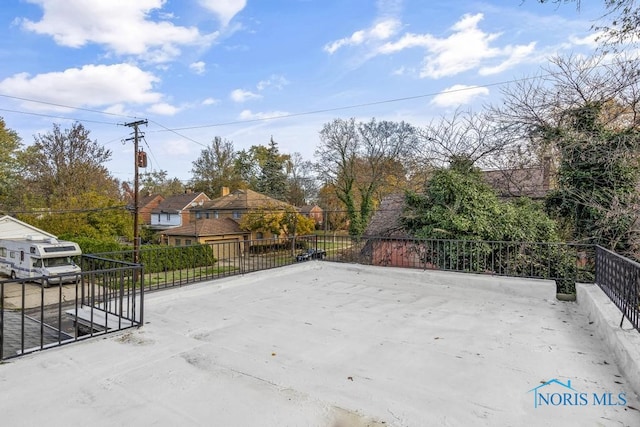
[175, 238, 181, 246]
[0, 247, 6, 257]
[9, 251, 15, 259]
[233, 210, 241, 219]
[157, 214, 161, 222]
[205, 212, 210, 219]
[214, 211, 219, 219]
[185, 239, 192, 246]
[256, 232, 264, 239]
[166, 213, 171, 221]
[196, 212, 201, 220]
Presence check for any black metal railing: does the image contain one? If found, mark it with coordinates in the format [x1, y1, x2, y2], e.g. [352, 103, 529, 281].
[594, 246, 640, 331]
[4, 233, 638, 361]
[1, 256, 143, 361]
[317, 235, 595, 293]
[90, 235, 319, 291]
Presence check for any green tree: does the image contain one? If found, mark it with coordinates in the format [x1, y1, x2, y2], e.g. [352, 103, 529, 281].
[24, 122, 117, 204]
[191, 137, 242, 197]
[0, 117, 24, 213]
[139, 170, 185, 196]
[544, 103, 640, 252]
[238, 203, 315, 237]
[402, 156, 559, 242]
[18, 122, 129, 241]
[256, 137, 288, 200]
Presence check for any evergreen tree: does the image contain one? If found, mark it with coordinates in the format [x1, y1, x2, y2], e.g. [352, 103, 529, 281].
[257, 137, 288, 200]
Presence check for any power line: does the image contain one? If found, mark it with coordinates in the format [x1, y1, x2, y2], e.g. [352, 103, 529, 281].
[0, 92, 140, 119]
[0, 107, 119, 126]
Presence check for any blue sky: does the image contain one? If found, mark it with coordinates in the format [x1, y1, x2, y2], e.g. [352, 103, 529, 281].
[0, 0, 604, 184]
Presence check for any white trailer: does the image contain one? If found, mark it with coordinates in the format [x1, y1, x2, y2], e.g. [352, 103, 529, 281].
[0, 236, 82, 286]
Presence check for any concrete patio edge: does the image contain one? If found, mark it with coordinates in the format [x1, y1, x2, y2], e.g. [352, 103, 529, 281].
[576, 282, 640, 399]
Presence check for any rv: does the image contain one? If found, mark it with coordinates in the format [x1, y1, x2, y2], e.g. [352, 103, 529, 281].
[0, 236, 82, 286]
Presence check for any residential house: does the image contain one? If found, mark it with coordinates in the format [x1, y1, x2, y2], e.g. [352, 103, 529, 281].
[163, 218, 250, 260]
[0, 215, 57, 240]
[137, 193, 164, 225]
[482, 158, 553, 200]
[193, 188, 295, 240]
[299, 204, 324, 227]
[150, 192, 210, 231]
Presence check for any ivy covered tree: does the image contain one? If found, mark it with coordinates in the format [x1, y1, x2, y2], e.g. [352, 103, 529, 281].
[316, 118, 416, 236]
[544, 103, 640, 253]
[402, 156, 559, 243]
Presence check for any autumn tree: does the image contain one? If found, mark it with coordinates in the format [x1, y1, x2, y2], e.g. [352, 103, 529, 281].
[238, 203, 315, 237]
[191, 137, 242, 197]
[316, 118, 417, 236]
[24, 122, 118, 204]
[0, 117, 24, 213]
[20, 122, 130, 240]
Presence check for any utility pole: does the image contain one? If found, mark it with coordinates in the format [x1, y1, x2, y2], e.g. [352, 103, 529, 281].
[124, 119, 148, 265]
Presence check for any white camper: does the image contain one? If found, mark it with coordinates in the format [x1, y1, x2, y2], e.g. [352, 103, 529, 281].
[0, 236, 82, 286]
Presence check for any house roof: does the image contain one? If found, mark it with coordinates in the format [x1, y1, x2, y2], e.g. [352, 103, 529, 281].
[202, 189, 291, 211]
[152, 192, 209, 214]
[163, 218, 247, 237]
[0, 215, 57, 240]
[139, 193, 164, 208]
[482, 160, 552, 199]
[299, 205, 322, 214]
[363, 193, 409, 237]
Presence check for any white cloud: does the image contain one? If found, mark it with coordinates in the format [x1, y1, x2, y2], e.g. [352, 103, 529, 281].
[257, 75, 289, 91]
[147, 102, 181, 115]
[479, 42, 536, 75]
[189, 61, 206, 75]
[21, 0, 216, 63]
[431, 85, 489, 107]
[238, 109, 288, 120]
[568, 32, 602, 49]
[324, 18, 401, 54]
[368, 13, 537, 78]
[198, 0, 246, 26]
[0, 63, 162, 111]
[202, 97, 219, 105]
[230, 89, 262, 103]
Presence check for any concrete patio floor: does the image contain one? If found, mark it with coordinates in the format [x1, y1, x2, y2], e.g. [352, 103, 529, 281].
[0, 262, 638, 426]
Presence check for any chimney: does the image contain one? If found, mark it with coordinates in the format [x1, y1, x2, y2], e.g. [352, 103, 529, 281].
[222, 186, 230, 196]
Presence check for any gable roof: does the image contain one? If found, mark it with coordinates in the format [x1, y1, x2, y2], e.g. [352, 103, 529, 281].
[203, 189, 291, 211]
[152, 192, 209, 214]
[300, 205, 322, 214]
[163, 218, 247, 237]
[0, 215, 57, 240]
[363, 193, 409, 237]
[139, 193, 164, 208]
[482, 159, 552, 199]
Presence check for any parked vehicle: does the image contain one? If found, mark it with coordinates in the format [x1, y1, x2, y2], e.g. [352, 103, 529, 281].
[295, 248, 327, 262]
[0, 236, 82, 286]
